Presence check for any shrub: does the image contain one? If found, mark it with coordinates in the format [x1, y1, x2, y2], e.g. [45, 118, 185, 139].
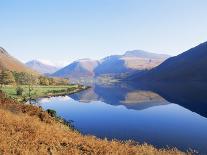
[46, 109, 57, 117]
[16, 87, 24, 96]
[67, 88, 73, 92]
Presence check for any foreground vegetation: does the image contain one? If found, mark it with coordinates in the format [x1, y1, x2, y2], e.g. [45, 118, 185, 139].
[0, 92, 191, 155]
[0, 70, 89, 102]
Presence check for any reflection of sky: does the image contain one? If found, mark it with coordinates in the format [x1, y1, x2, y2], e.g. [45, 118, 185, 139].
[38, 96, 71, 103]
[39, 96, 207, 154]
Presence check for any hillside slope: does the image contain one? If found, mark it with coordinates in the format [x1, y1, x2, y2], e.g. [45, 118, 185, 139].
[0, 47, 37, 74]
[133, 42, 207, 81]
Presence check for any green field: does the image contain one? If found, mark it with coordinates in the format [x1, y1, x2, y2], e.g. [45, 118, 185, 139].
[1, 85, 87, 102]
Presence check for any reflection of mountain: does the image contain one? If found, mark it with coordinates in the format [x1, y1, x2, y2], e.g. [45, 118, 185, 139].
[70, 88, 100, 103]
[127, 81, 207, 118]
[70, 84, 169, 110]
[70, 82, 207, 117]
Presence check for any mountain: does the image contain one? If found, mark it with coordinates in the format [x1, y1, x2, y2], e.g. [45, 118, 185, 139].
[26, 60, 60, 74]
[52, 50, 169, 82]
[94, 50, 170, 76]
[0, 47, 37, 74]
[124, 50, 169, 59]
[52, 59, 99, 79]
[132, 42, 207, 81]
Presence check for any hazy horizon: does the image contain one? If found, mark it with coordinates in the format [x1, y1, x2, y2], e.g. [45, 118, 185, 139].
[1, 0, 207, 65]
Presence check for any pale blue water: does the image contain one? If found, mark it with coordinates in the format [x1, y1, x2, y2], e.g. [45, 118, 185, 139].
[37, 82, 207, 154]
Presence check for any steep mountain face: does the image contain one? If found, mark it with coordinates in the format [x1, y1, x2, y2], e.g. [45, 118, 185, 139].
[133, 42, 207, 81]
[26, 60, 59, 74]
[95, 50, 169, 76]
[52, 59, 99, 78]
[0, 47, 37, 74]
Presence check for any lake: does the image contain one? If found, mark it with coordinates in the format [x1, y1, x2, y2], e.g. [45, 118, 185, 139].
[36, 82, 207, 154]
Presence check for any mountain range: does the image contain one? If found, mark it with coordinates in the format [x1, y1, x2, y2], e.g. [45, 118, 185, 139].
[52, 50, 170, 81]
[131, 42, 207, 81]
[25, 60, 60, 74]
[2, 41, 207, 83]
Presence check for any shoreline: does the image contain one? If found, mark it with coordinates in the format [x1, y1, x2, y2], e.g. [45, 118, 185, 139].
[29, 85, 90, 101]
[0, 90, 189, 154]
[1, 84, 90, 102]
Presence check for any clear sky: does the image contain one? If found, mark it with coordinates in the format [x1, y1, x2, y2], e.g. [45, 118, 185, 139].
[1, 0, 207, 66]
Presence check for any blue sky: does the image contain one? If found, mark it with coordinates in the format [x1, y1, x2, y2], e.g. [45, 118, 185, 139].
[1, 0, 207, 66]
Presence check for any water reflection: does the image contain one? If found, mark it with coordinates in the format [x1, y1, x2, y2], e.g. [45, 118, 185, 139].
[128, 82, 207, 118]
[70, 82, 207, 117]
[38, 82, 207, 154]
[70, 84, 170, 110]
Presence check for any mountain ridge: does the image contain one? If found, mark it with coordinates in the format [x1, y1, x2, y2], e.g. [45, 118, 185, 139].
[52, 50, 170, 81]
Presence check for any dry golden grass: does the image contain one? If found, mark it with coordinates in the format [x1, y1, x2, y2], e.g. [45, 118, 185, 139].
[0, 93, 190, 155]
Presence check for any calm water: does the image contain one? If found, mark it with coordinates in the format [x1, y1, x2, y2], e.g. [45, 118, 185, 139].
[37, 82, 207, 153]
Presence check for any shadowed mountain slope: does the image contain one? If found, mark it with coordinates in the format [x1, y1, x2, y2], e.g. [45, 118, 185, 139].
[132, 42, 207, 81]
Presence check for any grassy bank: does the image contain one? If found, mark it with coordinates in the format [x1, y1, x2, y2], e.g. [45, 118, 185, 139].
[0, 92, 191, 155]
[1, 84, 89, 102]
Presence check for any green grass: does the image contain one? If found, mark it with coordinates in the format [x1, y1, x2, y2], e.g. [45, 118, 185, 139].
[1, 85, 87, 102]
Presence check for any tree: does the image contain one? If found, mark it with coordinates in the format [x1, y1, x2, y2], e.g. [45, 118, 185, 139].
[14, 72, 39, 85]
[48, 78, 55, 85]
[39, 76, 49, 86]
[0, 70, 15, 86]
[24, 74, 38, 104]
[53, 77, 69, 85]
[16, 86, 24, 96]
[0, 70, 4, 89]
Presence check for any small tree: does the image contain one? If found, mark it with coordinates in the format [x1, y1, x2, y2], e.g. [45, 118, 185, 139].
[39, 76, 50, 86]
[24, 74, 37, 103]
[0, 70, 3, 89]
[16, 86, 24, 96]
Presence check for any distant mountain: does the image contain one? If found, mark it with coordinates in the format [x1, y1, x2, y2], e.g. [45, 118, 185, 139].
[52, 59, 99, 79]
[26, 60, 60, 74]
[0, 47, 37, 74]
[52, 50, 169, 82]
[94, 50, 170, 76]
[132, 42, 207, 81]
